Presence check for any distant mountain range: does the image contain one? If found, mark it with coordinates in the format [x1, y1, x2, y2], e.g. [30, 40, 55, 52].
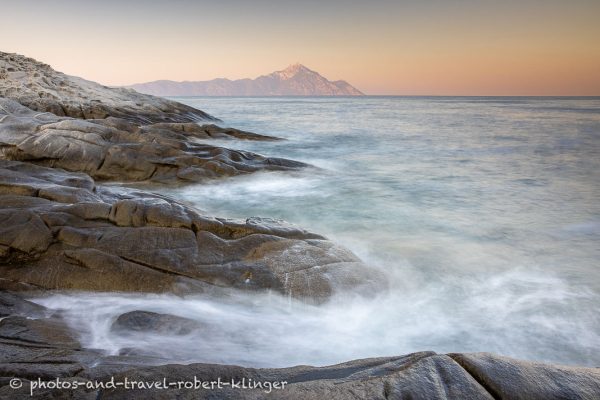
[127, 64, 364, 96]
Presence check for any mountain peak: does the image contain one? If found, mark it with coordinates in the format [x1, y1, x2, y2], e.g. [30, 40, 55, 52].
[276, 63, 313, 79]
[285, 62, 308, 71]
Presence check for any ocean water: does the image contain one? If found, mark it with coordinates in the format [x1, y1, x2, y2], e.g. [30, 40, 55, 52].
[35, 97, 600, 368]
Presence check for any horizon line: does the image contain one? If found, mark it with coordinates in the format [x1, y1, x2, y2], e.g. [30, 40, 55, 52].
[161, 94, 600, 98]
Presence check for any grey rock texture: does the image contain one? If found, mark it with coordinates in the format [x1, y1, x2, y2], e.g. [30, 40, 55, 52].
[450, 352, 600, 400]
[0, 99, 303, 183]
[129, 63, 365, 96]
[0, 52, 217, 124]
[0, 291, 46, 318]
[110, 311, 201, 335]
[0, 160, 383, 301]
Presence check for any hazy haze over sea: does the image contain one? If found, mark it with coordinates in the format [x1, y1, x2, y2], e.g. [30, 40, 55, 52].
[36, 97, 600, 368]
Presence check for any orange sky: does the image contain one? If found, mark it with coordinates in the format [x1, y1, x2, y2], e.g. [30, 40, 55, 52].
[1, 0, 599, 95]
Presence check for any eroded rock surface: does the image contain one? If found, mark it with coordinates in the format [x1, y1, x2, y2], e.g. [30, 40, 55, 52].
[0, 161, 383, 301]
[450, 352, 600, 400]
[0, 99, 304, 183]
[0, 51, 216, 124]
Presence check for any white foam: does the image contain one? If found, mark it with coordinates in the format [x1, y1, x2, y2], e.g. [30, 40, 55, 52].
[32, 264, 600, 368]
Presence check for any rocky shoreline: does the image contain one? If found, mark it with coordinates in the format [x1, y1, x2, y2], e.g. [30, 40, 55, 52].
[1, 51, 599, 399]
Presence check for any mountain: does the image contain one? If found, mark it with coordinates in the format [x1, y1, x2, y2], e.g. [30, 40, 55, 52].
[128, 64, 364, 96]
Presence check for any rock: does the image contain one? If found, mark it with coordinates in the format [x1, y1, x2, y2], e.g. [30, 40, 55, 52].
[77, 352, 497, 400]
[0, 209, 52, 257]
[81, 354, 600, 399]
[0, 316, 79, 348]
[0, 51, 217, 124]
[0, 161, 384, 301]
[0, 293, 103, 384]
[111, 311, 201, 335]
[245, 238, 381, 301]
[450, 352, 600, 400]
[0, 291, 46, 318]
[0, 99, 306, 184]
[145, 123, 282, 141]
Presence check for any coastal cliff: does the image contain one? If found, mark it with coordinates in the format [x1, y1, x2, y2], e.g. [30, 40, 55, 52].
[0, 51, 598, 399]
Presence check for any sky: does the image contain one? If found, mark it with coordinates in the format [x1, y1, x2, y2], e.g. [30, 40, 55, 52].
[1, 0, 600, 95]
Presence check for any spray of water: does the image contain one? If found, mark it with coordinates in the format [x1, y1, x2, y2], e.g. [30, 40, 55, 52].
[31, 259, 599, 368]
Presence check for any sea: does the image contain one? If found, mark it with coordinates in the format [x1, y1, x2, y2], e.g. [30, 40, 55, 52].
[36, 97, 600, 368]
